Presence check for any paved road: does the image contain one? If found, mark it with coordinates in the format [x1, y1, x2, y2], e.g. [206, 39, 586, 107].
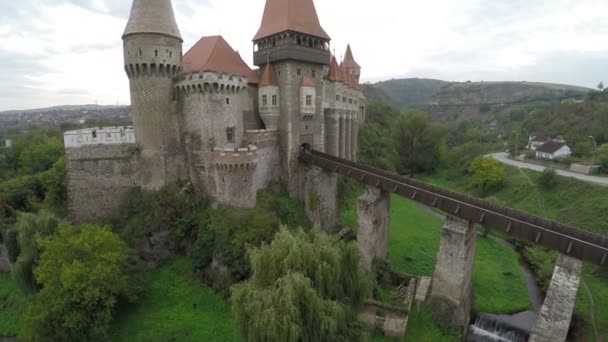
[487, 152, 608, 187]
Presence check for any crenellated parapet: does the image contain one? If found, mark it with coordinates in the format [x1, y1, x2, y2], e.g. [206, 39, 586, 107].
[210, 146, 258, 170]
[175, 71, 248, 96]
[245, 129, 279, 149]
[125, 63, 180, 78]
[64, 126, 136, 149]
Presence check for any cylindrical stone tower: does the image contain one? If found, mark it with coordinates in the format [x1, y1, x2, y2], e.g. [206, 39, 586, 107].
[123, 0, 185, 189]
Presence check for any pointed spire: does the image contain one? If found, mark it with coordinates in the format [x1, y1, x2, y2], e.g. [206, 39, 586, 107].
[259, 62, 278, 87]
[327, 55, 343, 82]
[253, 0, 330, 41]
[123, 0, 182, 41]
[342, 44, 360, 69]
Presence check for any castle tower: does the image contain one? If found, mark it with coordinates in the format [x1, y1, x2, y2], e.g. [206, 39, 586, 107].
[253, 0, 331, 200]
[258, 62, 280, 130]
[342, 44, 361, 83]
[123, 0, 185, 189]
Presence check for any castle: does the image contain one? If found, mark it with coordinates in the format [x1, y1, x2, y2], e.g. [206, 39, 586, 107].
[64, 0, 366, 224]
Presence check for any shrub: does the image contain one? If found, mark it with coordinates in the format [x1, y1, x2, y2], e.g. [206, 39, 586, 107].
[469, 157, 506, 195]
[538, 168, 558, 190]
[19, 225, 143, 342]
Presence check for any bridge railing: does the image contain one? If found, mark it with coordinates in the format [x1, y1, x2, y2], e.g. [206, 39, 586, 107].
[299, 149, 608, 267]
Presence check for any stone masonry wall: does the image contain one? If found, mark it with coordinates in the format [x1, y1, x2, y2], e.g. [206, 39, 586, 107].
[530, 254, 583, 342]
[66, 144, 140, 224]
[356, 186, 390, 272]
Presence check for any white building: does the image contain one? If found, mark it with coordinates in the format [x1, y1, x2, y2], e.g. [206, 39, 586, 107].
[63, 126, 136, 148]
[535, 142, 572, 160]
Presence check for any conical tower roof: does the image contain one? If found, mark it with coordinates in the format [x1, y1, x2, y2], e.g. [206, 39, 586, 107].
[327, 55, 343, 82]
[259, 62, 278, 86]
[123, 0, 182, 41]
[253, 0, 330, 41]
[342, 44, 360, 69]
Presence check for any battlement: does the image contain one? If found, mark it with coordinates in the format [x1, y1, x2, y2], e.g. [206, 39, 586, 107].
[211, 146, 258, 169]
[175, 71, 248, 96]
[64, 126, 136, 149]
[125, 63, 180, 78]
[245, 129, 279, 149]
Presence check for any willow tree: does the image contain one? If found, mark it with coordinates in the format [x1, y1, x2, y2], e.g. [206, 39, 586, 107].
[232, 228, 368, 342]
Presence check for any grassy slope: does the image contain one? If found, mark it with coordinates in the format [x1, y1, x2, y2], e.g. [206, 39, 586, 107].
[0, 273, 30, 336]
[109, 258, 236, 342]
[419, 166, 608, 337]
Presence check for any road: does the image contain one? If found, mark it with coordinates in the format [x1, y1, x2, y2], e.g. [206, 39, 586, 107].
[487, 152, 608, 187]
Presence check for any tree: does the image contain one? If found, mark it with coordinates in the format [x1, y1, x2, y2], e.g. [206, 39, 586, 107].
[538, 168, 559, 190]
[19, 225, 142, 342]
[469, 157, 506, 195]
[12, 211, 60, 293]
[392, 110, 447, 175]
[598, 82, 605, 91]
[232, 228, 368, 342]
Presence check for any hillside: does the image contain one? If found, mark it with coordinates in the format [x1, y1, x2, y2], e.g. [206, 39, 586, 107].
[0, 104, 128, 115]
[365, 79, 591, 110]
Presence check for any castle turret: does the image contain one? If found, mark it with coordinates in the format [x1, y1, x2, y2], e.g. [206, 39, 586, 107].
[253, 0, 331, 201]
[258, 63, 280, 130]
[123, 0, 185, 189]
[342, 44, 361, 84]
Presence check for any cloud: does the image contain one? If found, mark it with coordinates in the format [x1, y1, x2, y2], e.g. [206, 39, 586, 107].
[1, 0, 607, 110]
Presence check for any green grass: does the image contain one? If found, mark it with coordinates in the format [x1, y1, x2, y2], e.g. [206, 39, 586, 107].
[109, 258, 237, 342]
[0, 273, 31, 336]
[404, 307, 460, 341]
[419, 167, 608, 337]
[387, 196, 530, 314]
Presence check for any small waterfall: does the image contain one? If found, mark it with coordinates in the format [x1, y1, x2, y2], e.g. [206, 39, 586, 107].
[468, 313, 530, 342]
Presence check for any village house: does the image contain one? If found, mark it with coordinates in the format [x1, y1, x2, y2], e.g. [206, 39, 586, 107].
[535, 141, 572, 160]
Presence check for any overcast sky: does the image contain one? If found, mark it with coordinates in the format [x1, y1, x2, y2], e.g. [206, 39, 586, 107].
[1, 0, 607, 111]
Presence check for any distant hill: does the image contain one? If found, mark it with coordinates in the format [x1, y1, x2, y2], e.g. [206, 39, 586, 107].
[365, 78, 448, 108]
[365, 79, 591, 110]
[1, 104, 128, 115]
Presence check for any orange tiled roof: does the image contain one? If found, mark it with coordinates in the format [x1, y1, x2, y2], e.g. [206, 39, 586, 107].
[182, 35, 260, 84]
[342, 44, 360, 69]
[259, 63, 278, 86]
[327, 55, 343, 82]
[253, 0, 330, 41]
[301, 75, 315, 87]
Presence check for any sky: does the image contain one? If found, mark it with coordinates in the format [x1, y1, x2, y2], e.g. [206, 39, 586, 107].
[1, 0, 607, 111]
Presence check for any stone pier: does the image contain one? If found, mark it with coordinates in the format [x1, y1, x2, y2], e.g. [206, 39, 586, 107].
[304, 167, 338, 232]
[529, 254, 583, 342]
[356, 186, 390, 272]
[429, 215, 476, 330]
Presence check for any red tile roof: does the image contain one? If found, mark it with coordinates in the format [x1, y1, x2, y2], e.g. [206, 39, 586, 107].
[182, 35, 259, 84]
[253, 0, 330, 41]
[259, 63, 278, 86]
[342, 44, 360, 69]
[327, 55, 343, 82]
[301, 75, 315, 87]
[123, 0, 182, 40]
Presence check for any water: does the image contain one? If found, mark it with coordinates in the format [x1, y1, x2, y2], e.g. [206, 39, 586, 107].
[468, 313, 531, 342]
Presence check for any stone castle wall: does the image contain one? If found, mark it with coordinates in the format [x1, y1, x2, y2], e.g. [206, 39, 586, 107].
[66, 144, 140, 224]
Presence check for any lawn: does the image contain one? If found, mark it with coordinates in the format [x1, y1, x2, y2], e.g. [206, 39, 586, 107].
[109, 258, 237, 342]
[388, 196, 530, 314]
[419, 166, 608, 338]
[0, 273, 30, 337]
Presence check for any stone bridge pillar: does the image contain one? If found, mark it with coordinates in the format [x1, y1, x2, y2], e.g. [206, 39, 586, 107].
[529, 254, 583, 342]
[304, 167, 338, 232]
[429, 215, 476, 330]
[356, 186, 390, 273]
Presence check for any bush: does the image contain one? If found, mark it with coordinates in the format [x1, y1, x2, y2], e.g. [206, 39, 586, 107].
[538, 168, 558, 190]
[19, 225, 143, 342]
[469, 157, 506, 195]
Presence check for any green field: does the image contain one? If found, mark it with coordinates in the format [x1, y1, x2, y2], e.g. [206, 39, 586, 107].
[0, 273, 30, 337]
[109, 258, 237, 342]
[420, 166, 608, 338]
